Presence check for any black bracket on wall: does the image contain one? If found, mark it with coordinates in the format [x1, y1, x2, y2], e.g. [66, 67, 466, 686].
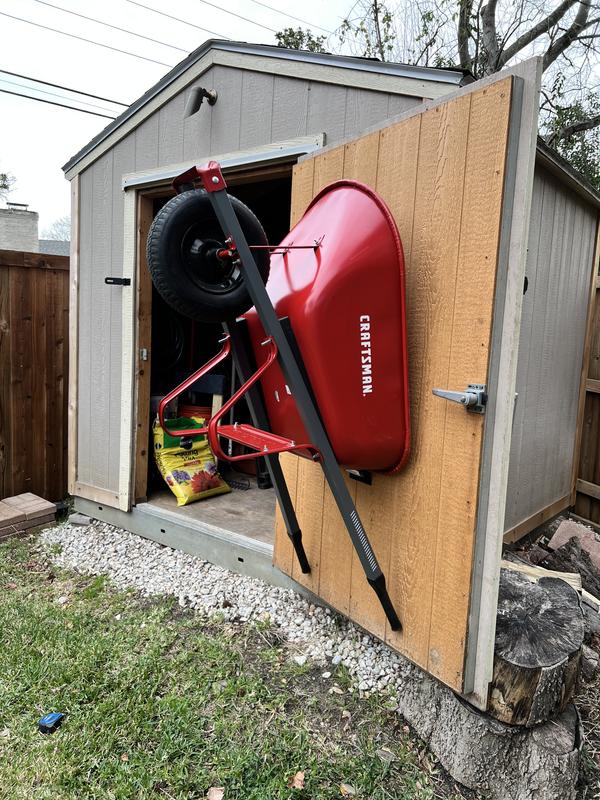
[105, 277, 131, 286]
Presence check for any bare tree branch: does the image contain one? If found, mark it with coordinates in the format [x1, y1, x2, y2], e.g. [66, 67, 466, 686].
[372, 0, 386, 60]
[498, 6, 527, 55]
[498, 0, 578, 66]
[540, 88, 561, 110]
[544, 0, 593, 69]
[480, 0, 499, 68]
[413, 21, 445, 64]
[458, 0, 474, 69]
[547, 111, 600, 144]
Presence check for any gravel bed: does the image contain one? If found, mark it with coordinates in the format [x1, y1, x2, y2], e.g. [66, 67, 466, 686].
[39, 520, 404, 697]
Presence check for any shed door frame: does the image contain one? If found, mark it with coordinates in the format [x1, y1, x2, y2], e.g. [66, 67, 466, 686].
[132, 164, 296, 506]
[117, 138, 325, 512]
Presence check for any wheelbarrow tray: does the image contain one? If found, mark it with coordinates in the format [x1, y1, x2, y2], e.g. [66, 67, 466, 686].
[244, 179, 410, 473]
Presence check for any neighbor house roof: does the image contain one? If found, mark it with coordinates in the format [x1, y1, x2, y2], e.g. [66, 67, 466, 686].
[39, 239, 70, 256]
[63, 40, 470, 179]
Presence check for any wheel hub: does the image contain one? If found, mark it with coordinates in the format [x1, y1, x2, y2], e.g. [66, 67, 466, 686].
[181, 226, 241, 295]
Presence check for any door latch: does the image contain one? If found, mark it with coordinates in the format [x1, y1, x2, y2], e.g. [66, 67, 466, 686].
[432, 383, 487, 414]
[105, 276, 131, 286]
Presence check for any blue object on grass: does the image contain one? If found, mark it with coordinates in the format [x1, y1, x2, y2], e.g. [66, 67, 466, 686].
[38, 712, 65, 734]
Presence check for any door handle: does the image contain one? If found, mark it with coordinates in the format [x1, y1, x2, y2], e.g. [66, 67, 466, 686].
[432, 384, 487, 414]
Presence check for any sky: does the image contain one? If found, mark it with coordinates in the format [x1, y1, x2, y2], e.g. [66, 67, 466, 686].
[0, 0, 352, 234]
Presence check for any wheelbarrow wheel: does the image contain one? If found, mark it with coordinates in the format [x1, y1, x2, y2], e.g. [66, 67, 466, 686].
[147, 189, 270, 323]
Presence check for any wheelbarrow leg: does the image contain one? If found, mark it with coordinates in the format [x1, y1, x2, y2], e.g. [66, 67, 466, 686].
[199, 163, 400, 631]
[224, 320, 310, 574]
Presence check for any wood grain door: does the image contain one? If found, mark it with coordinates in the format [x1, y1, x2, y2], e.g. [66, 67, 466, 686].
[273, 65, 539, 701]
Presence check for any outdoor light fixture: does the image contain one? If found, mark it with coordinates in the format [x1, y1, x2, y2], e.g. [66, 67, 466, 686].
[184, 86, 218, 118]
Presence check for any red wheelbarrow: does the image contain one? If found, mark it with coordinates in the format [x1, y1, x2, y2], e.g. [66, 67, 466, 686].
[148, 161, 410, 630]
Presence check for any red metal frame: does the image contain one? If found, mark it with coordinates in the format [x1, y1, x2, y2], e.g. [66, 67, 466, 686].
[158, 334, 316, 461]
[158, 335, 232, 438]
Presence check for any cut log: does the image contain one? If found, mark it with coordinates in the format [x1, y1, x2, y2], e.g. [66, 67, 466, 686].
[500, 557, 582, 591]
[581, 588, 600, 613]
[488, 568, 584, 726]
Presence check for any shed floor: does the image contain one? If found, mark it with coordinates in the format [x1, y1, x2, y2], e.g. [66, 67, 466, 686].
[145, 476, 276, 547]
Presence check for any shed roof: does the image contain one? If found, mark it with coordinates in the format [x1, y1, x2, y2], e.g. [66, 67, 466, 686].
[536, 137, 600, 209]
[62, 39, 470, 178]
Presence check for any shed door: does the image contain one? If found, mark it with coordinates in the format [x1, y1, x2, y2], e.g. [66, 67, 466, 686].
[273, 67, 537, 701]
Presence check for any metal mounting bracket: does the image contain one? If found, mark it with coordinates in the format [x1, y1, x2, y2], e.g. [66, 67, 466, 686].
[105, 276, 131, 286]
[432, 383, 487, 414]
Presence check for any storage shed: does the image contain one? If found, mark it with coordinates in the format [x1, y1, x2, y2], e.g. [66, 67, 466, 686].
[64, 43, 599, 709]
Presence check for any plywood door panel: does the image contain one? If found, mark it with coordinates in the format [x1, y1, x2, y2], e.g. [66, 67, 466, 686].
[313, 148, 345, 195]
[290, 458, 325, 593]
[319, 469, 357, 615]
[272, 160, 315, 581]
[337, 132, 382, 624]
[273, 452, 298, 576]
[285, 132, 341, 596]
[428, 81, 512, 686]
[386, 94, 472, 669]
[273, 76, 516, 693]
[348, 118, 421, 640]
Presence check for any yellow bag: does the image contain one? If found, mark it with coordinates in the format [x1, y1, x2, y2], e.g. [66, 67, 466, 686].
[152, 416, 230, 506]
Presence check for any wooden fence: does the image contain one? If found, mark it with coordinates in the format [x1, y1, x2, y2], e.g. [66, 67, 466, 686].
[0, 249, 69, 502]
[576, 262, 600, 522]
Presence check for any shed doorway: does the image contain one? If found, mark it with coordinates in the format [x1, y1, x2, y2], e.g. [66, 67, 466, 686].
[133, 165, 293, 549]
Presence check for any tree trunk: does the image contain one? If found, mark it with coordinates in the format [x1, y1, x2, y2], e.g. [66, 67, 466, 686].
[488, 568, 584, 726]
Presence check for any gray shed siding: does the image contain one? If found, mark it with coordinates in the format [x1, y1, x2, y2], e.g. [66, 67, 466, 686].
[75, 65, 422, 494]
[504, 163, 598, 531]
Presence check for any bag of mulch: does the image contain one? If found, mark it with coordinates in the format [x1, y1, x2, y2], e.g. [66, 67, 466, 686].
[152, 416, 230, 506]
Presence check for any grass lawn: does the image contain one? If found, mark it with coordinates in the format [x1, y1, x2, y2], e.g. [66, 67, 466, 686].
[0, 534, 472, 800]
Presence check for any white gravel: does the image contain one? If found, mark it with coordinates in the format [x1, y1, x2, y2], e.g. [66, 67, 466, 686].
[39, 519, 405, 698]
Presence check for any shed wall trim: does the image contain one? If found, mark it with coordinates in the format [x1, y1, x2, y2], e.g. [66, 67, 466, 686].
[118, 189, 137, 512]
[465, 57, 542, 706]
[68, 175, 79, 495]
[122, 135, 324, 189]
[64, 48, 453, 180]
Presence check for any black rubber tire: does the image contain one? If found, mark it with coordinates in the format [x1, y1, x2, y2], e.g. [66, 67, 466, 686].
[147, 189, 270, 323]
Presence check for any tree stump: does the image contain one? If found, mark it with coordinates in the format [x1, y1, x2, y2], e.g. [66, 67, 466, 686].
[488, 568, 584, 726]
